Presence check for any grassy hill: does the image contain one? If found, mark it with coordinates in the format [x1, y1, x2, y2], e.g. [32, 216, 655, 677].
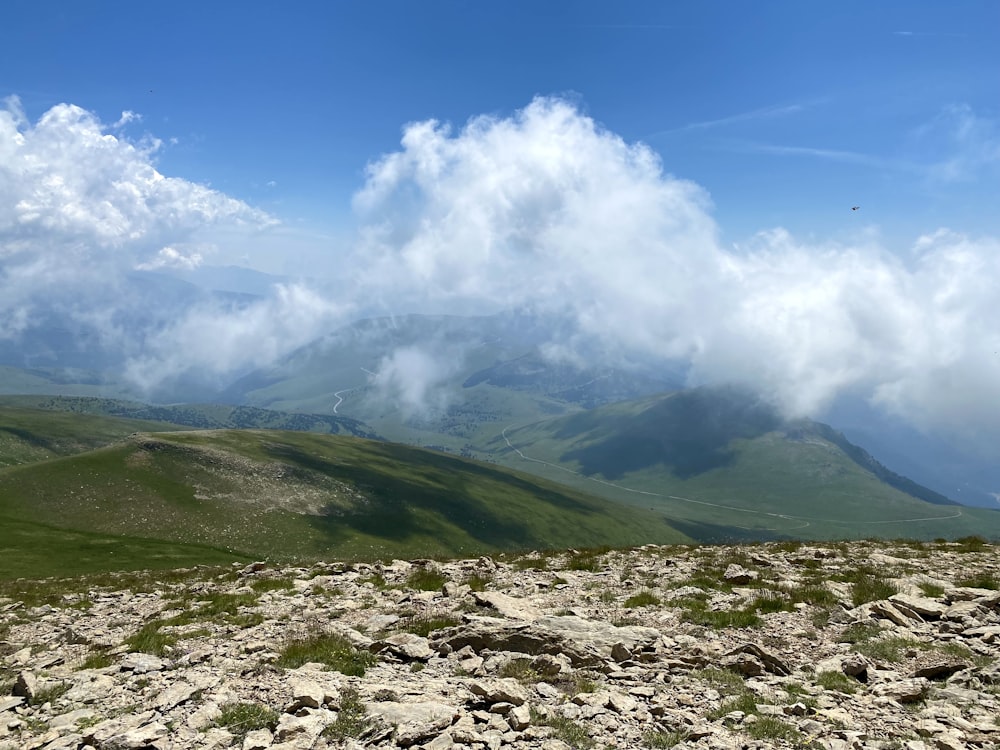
[490, 387, 1000, 542]
[0, 425, 690, 579]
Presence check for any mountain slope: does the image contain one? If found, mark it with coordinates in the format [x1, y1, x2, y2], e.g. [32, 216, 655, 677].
[0, 428, 690, 577]
[491, 387, 1000, 542]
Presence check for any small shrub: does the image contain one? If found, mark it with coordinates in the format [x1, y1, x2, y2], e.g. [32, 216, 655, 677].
[405, 568, 447, 592]
[917, 581, 945, 598]
[214, 702, 278, 739]
[512, 556, 548, 571]
[624, 590, 661, 608]
[277, 632, 376, 676]
[599, 589, 616, 603]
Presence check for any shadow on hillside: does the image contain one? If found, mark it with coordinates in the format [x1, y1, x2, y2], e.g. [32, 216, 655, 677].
[264, 442, 605, 549]
[559, 387, 781, 480]
[665, 517, 794, 544]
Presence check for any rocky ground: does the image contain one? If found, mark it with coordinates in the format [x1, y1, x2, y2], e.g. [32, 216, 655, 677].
[2, 540, 1000, 750]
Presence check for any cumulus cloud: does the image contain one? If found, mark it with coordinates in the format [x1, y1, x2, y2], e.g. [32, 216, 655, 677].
[0, 96, 337, 389]
[351, 96, 1000, 441]
[125, 284, 351, 391]
[370, 344, 466, 417]
[4, 93, 1000, 446]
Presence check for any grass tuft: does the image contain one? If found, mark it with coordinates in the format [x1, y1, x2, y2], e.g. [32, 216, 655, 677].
[214, 702, 278, 739]
[624, 590, 661, 608]
[276, 632, 376, 676]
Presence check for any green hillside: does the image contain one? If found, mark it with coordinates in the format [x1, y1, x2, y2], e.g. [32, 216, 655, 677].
[491, 387, 1000, 542]
[0, 427, 690, 578]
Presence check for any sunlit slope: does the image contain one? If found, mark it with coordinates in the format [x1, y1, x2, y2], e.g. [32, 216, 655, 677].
[0, 429, 690, 573]
[0, 403, 191, 468]
[493, 388, 1000, 541]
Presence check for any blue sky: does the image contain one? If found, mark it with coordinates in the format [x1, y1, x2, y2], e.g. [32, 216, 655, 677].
[4, 0, 998, 256]
[3, 1, 1000, 445]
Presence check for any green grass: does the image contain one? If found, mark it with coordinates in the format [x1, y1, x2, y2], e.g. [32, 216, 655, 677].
[917, 581, 945, 597]
[214, 702, 278, 739]
[276, 632, 377, 676]
[529, 709, 595, 749]
[852, 635, 920, 663]
[746, 716, 802, 742]
[677, 597, 762, 629]
[707, 690, 758, 720]
[0, 425, 689, 579]
[405, 568, 448, 591]
[624, 590, 661, 608]
[955, 571, 998, 589]
[399, 615, 460, 637]
[693, 667, 745, 696]
[815, 670, 858, 694]
[322, 688, 374, 741]
[838, 621, 883, 644]
[642, 730, 688, 748]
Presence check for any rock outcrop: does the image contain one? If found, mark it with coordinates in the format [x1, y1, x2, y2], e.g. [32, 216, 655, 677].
[2, 541, 999, 749]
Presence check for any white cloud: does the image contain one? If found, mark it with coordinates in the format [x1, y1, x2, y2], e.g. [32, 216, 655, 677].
[134, 245, 204, 271]
[370, 344, 465, 417]
[125, 284, 351, 391]
[351, 97, 1000, 441]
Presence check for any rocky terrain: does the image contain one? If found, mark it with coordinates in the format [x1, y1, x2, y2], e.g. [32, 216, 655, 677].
[2, 540, 999, 750]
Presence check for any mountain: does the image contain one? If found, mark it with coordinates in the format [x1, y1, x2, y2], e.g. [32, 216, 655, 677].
[488, 387, 1000, 542]
[0, 413, 688, 578]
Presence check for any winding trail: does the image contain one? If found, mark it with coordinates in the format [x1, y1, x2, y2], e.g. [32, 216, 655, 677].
[500, 426, 963, 531]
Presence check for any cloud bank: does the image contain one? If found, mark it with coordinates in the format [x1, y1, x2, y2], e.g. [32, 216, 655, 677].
[3, 94, 999, 444]
[352, 97, 1000, 440]
[0, 96, 342, 389]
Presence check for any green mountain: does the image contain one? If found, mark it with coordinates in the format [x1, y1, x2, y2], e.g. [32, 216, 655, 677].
[0, 416, 689, 579]
[489, 387, 1000, 542]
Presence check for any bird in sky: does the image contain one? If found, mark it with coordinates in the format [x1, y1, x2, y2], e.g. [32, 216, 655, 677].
[851, 206, 860, 211]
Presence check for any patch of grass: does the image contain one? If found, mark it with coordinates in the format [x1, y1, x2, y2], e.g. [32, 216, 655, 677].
[359, 573, 390, 590]
[693, 667, 745, 696]
[850, 572, 897, 606]
[624, 590, 661, 608]
[552, 576, 569, 586]
[249, 577, 296, 593]
[707, 690, 758, 720]
[124, 622, 179, 657]
[954, 535, 988, 553]
[677, 598, 761, 629]
[529, 709, 595, 749]
[214, 702, 278, 739]
[746, 716, 802, 742]
[400, 615, 460, 637]
[322, 687, 375, 741]
[751, 589, 793, 614]
[511, 555, 549, 571]
[787, 583, 839, 607]
[642, 729, 688, 748]
[77, 650, 114, 671]
[499, 657, 542, 683]
[565, 551, 602, 572]
[29, 681, 69, 706]
[463, 574, 491, 592]
[276, 632, 376, 676]
[917, 581, 945, 598]
[955, 571, 998, 590]
[815, 670, 857, 694]
[405, 568, 448, 592]
[838, 621, 882, 644]
[599, 589, 616, 603]
[852, 635, 920, 663]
